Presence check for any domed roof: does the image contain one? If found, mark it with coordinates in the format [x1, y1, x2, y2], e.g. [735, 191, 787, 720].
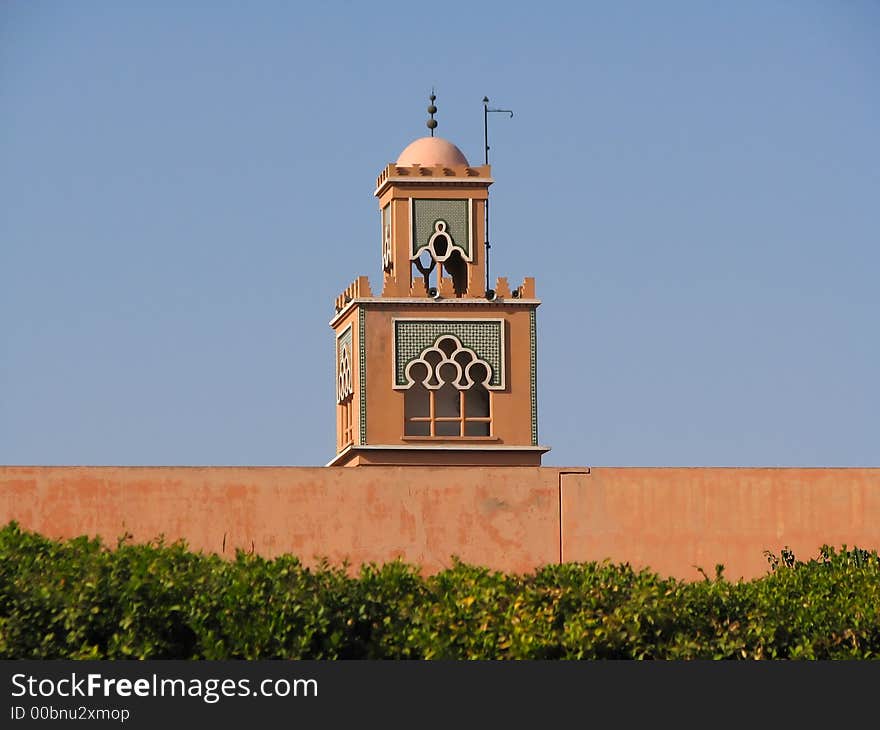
[396, 136, 469, 166]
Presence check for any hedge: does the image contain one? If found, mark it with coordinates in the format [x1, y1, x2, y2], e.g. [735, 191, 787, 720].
[1, 522, 878, 659]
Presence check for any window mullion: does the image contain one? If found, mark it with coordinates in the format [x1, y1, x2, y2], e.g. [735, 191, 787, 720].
[459, 390, 465, 436]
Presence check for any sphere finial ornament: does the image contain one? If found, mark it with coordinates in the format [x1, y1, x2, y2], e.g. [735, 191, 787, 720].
[426, 90, 438, 136]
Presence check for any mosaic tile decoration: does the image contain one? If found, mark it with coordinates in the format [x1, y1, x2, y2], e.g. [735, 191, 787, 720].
[381, 204, 392, 271]
[530, 309, 538, 446]
[337, 326, 352, 364]
[395, 319, 503, 388]
[412, 199, 470, 259]
[336, 325, 353, 404]
[358, 307, 367, 444]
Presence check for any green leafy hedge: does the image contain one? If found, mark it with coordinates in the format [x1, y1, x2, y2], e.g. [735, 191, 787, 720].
[1, 522, 878, 659]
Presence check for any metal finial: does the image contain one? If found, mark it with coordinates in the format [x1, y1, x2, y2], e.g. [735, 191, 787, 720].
[427, 90, 438, 136]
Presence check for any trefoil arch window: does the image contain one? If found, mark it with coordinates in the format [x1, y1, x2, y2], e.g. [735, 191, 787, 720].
[411, 220, 468, 296]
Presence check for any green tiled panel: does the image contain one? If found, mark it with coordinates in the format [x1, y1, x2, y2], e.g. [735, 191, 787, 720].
[412, 199, 470, 258]
[395, 320, 502, 387]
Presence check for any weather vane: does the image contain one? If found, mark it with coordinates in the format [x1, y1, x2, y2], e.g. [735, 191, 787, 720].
[427, 90, 438, 136]
[483, 96, 513, 165]
[482, 96, 514, 294]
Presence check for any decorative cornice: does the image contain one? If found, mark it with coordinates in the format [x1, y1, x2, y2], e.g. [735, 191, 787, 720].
[375, 177, 494, 197]
[375, 163, 493, 198]
[330, 298, 541, 328]
[325, 443, 551, 467]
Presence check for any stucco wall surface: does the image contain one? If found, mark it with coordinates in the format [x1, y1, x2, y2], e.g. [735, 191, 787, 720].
[562, 467, 880, 579]
[2, 465, 879, 579]
[0, 466, 561, 575]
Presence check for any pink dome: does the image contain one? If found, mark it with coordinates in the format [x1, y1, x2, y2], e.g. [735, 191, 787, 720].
[396, 136, 469, 166]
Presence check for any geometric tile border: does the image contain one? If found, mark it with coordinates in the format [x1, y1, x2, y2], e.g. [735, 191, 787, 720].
[358, 307, 367, 444]
[530, 309, 538, 446]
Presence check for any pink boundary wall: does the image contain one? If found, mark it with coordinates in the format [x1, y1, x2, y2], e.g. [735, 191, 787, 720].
[2, 465, 879, 580]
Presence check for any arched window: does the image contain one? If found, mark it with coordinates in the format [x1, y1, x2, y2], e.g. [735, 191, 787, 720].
[403, 364, 430, 437]
[403, 336, 492, 437]
[413, 249, 436, 292]
[463, 365, 490, 437]
[411, 220, 470, 297]
[336, 340, 354, 447]
[443, 249, 468, 296]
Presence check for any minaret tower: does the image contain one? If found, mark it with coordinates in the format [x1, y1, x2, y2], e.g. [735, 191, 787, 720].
[328, 95, 548, 466]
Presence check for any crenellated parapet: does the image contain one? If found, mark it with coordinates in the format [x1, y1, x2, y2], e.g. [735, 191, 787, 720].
[334, 276, 373, 313]
[374, 275, 536, 301]
[375, 163, 492, 196]
[489, 276, 536, 300]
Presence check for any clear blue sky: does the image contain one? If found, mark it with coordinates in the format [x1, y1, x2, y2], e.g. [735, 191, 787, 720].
[2, 1, 877, 467]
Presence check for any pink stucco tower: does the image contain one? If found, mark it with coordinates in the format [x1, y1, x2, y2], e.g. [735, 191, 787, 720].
[328, 100, 548, 467]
